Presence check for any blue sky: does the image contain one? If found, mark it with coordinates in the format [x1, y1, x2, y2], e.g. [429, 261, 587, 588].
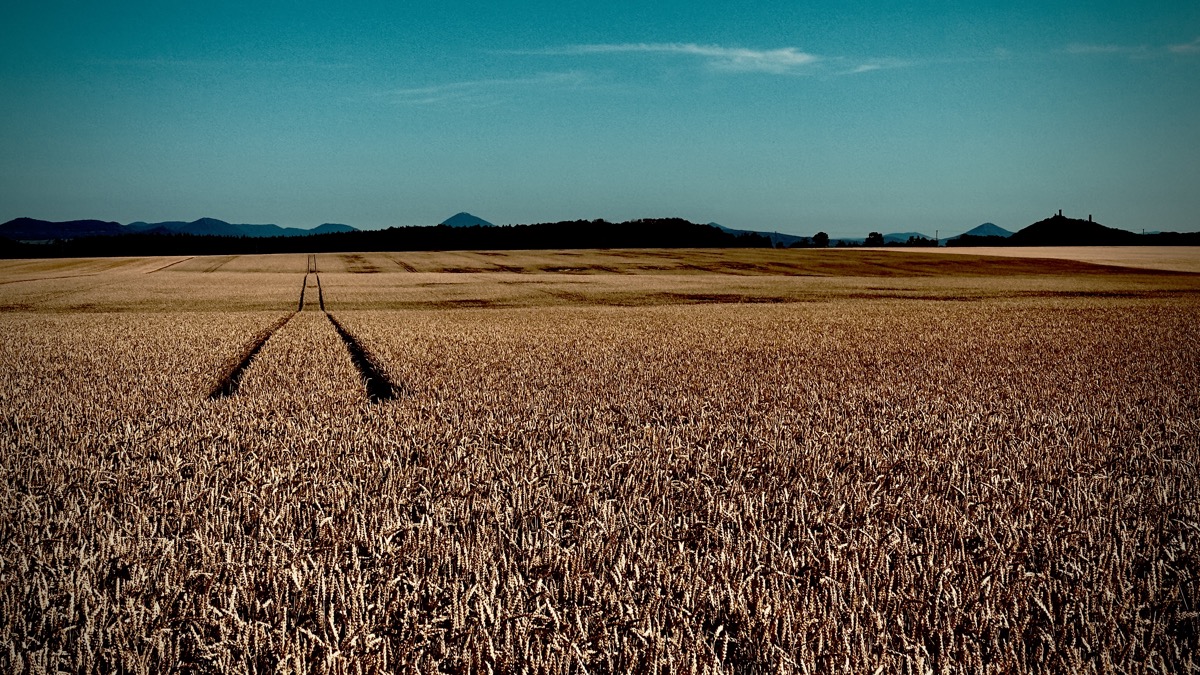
[1, 1, 1197, 237]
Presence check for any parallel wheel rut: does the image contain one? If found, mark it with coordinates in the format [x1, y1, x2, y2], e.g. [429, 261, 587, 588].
[209, 312, 294, 399]
[209, 255, 398, 403]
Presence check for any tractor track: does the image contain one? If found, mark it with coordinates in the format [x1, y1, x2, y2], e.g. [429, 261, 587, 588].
[326, 312, 397, 403]
[0, 273, 101, 285]
[210, 254, 398, 403]
[146, 256, 194, 274]
[208, 312, 294, 399]
[388, 256, 418, 273]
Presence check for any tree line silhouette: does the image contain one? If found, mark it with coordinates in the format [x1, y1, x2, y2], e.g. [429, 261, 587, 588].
[0, 219, 776, 259]
[3, 215, 1196, 259]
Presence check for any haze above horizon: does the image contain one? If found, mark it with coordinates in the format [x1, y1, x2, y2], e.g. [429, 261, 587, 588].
[2, 1, 1198, 238]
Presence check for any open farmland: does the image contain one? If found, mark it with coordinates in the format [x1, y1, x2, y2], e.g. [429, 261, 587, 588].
[905, 246, 1200, 275]
[2, 248, 1199, 672]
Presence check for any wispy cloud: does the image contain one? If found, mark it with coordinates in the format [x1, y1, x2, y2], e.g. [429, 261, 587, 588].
[1064, 43, 1150, 56]
[846, 58, 912, 75]
[552, 43, 820, 74]
[385, 71, 587, 106]
[1169, 36, 1200, 54]
[1065, 37, 1200, 58]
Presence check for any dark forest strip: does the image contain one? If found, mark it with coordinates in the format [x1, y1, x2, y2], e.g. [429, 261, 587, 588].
[1, 219, 781, 258]
[326, 313, 397, 403]
[208, 313, 294, 399]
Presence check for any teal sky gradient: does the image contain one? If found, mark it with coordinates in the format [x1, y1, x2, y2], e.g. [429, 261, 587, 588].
[2, 1, 1198, 236]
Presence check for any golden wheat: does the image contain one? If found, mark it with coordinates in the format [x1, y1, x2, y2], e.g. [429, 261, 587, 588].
[1, 251, 1198, 672]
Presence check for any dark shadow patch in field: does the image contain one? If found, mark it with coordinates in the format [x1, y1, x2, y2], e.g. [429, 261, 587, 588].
[326, 313, 398, 403]
[209, 313, 294, 399]
[531, 291, 807, 306]
[681, 262, 759, 275]
[388, 256, 418, 272]
[1015, 289, 1200, 299]
[342, 254, 381, 273]
[539, 289, 591, 303]
[203, 256, 235, 273]
[640, 292, 796, 305]
[316, 274, 325, 311]
[435, 266, 492, 274]
[500, 278, 587, 285]
[845, 292, 984, 302]
[843, 288, 1200, 301]
[437, 299, 504, 308]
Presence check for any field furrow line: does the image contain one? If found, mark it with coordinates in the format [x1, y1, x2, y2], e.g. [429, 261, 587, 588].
[0, 272, 100, 285]
[145, 256, 195, 274]
[208, 312, 295, 398]
[325, 312, 397, 403]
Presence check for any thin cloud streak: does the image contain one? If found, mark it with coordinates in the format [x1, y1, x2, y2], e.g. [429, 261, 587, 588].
[1169, 37, 1200, 54]
[538, 42, 929, 77]
[556, 43, 820, 74]
[846, 58, 912, 75]
[1065, 37, 1200, 58]
[1064, 43, 1149, 56]
[384, 71, 588, 106]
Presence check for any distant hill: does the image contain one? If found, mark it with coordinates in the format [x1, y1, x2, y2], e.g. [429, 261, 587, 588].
[955, 223, 1012, 239]
[126, 218, 360, 238]
[1008, 214, 1140, 246]
[945, 214, 1200, 247]
[442, 212, 494, 228]
[1, 217, 359, 241]
[311, 223, 356, 235]
[0, 218, 125, 241]
[882, 231, 933, 244]
[126, 218, 272, 237]
[709, 223, 809, 247]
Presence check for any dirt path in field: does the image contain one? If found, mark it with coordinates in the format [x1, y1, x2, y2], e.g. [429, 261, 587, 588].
[325, 312, 396, 402]
[208, 255, 399, 402]
[298, 273, 309, 311]
[209, 312, 295, 399]
[309, 255, 395, 401]
[209, 260, 395, 397]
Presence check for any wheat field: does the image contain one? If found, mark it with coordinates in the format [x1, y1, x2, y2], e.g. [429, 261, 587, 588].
[1, 249, 1198, 672]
